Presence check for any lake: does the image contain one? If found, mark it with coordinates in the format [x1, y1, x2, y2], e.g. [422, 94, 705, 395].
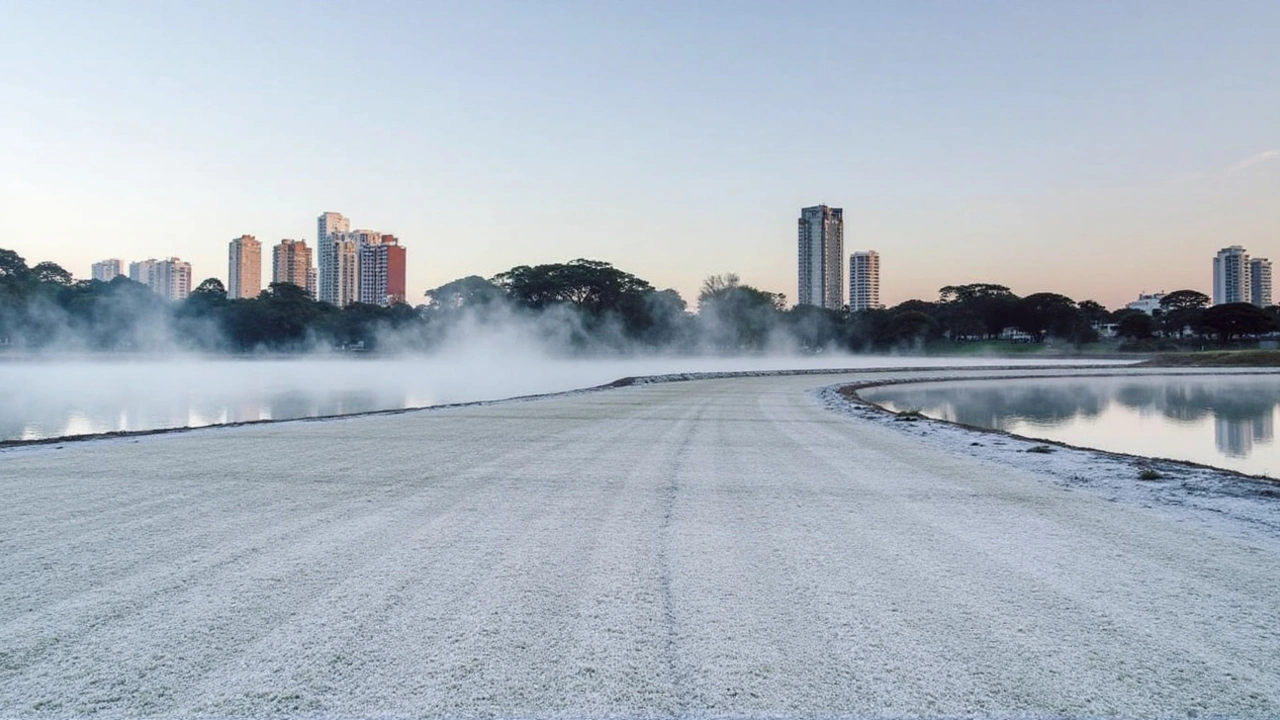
[861, 374, 1280, 476]
[0, 354, 1109, 442]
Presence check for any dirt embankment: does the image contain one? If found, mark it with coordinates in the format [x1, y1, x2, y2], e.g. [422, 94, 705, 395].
[1142, 350, 1280, 367]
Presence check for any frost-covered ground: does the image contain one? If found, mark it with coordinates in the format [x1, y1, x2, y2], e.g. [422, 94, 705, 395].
[2, 366, 1280, 718]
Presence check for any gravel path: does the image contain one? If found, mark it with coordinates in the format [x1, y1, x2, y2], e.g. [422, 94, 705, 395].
[2, 368, 1279, 718]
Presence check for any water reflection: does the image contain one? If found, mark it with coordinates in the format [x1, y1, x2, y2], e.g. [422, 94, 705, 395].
[864, 375, 1280, 476]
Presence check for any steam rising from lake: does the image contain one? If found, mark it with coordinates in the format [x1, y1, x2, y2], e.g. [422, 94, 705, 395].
[0, 351, 1109, 442]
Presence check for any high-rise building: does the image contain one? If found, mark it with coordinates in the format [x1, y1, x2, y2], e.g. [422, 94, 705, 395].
[91, 259, 124, 282]
[317, 211, 351, 305]
[129, 259, 158, 287]
[227, 235, 262, 300]
[797, 205, 844, 309]
[319, 237, 359, 307]
[152, 258, 192, 301]
[359, 237, 407, 305]
[1213, 246, 1251, 305]
[273, 239, 315, 297]
[1250, 257, 1272, 308]
[848, 251, 881, 311]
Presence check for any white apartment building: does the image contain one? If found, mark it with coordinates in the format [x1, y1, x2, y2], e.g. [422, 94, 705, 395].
[1250, 258, 1272, 307]
[797, 205, 844, 310]
[227, 235, 262, 300]
[273, 239, 315, 297]
[320, 237, 359, 307]
[1213, 246, 1251, 305]
[151, 258, 192, 301]
[317, 211, 351, 305]
[129, 259, 157, 287]
[1125, 292, 1166, 315]
[91, 259, 124, 282]
[848, 251, 881, 311]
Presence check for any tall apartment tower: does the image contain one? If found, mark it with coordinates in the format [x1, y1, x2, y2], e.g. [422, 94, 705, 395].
[152, 258, 192, 301]
[797, 205, 844, 309]
[319, 237, 359, 307]
[1213, 246, 1251, 305]
[129, 259, 158, 287]
[1250, 258, 1273, 308]
[359, 237, 407, 306]
[91, 259, 124, 282]
[848, 251, 882, 312]
[227, 235, 262, 299]
[317, 211, 351, 305]
[273, 239, 316, 297]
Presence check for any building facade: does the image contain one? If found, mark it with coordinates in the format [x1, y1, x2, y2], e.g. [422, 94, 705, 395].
[91, 259, 124, 282]
[320, 237, 359, 307]
[848, 251, 881, 312]
[129, 259, 157, 287]
[1125, 292, 1167, 315]
[1250, 258, 1272, 308]
[273, 239, 316, 297]
[151, 258, 192, 301]
[359, 237, 407, 305]
[1213, 245, 1251, 305]
[797, 205, 844, 309]
[317, 211, 351, 305]
[227, 235, 262, 300]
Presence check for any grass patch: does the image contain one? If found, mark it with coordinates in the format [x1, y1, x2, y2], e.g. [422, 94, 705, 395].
[1026, 445, 1055, 454]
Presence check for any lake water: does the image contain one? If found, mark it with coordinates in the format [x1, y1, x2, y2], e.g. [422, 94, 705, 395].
[0, 354, 1111, 442]
[862, 374, 1280, 476]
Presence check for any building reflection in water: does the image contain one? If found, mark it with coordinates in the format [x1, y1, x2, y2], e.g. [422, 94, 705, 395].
[1214, 411, 1274, 458]
[864, 375, 1280, 465]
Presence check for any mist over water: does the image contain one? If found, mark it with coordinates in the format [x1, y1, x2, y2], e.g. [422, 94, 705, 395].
[0, 350, 1105, 442]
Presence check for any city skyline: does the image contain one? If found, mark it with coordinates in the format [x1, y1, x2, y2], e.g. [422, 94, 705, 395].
[3, 2, 1278, 309]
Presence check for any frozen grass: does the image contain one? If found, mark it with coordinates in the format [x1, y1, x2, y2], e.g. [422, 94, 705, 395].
[2, 367, 1280, 718]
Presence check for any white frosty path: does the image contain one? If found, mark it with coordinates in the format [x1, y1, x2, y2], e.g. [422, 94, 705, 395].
[2, 369, 1280, 718]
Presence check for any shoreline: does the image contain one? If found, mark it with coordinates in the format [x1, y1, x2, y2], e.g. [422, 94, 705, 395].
[834, 369, 1280, 483]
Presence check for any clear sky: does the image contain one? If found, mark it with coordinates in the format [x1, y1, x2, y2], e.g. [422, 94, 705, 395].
[2, 0, 1277, 309]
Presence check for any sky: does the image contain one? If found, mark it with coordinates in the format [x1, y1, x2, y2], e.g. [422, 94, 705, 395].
[1, 0, 1277, 310]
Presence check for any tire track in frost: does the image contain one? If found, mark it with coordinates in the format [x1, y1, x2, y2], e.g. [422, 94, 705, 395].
[1, 401, 645, 715]
[653, 391, 705, 716]
[764, 376, 1280, 713]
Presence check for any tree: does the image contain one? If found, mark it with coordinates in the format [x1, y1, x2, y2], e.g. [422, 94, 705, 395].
[697, 274, 785, 350]
[1013, 292, 1078, 343]
[1158, 290, 1210, 338]
[31, 261, 72, 286]
[192, 277, 227, 298]
[494, 259, 654, 313]
[641, 288, 691, 347]
[424, 275, 506, 311]
[1113, 310, 1156, 340]
[1077, 300, 1110, 327]
[887, 310, 939, 344]
[786, 303, 849, 351]
[1159, 290, 1210, 312]
[1200, 303, 1274, 343]
[937, 283, 1019, 339]
[0, 249, 29, 280]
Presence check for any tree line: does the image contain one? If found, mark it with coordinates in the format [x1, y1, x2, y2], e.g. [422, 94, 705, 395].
[2, 246, 1277, 353]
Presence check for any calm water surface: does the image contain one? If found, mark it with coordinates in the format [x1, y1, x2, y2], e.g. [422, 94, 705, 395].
[0, 354, 1113, 442]
[863, 374, 1280, 476]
